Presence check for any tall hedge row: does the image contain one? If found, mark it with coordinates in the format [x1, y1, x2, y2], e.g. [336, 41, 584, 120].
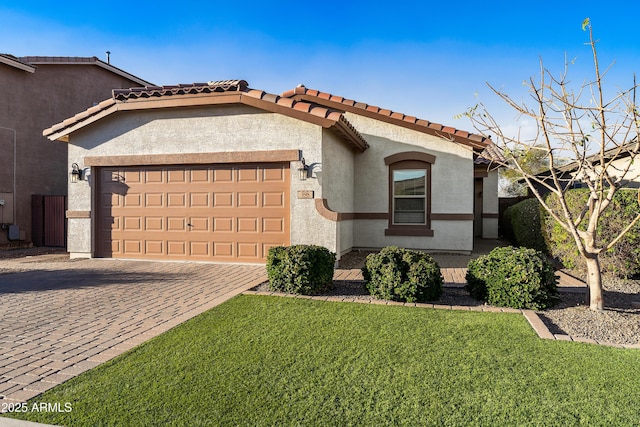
[544, 189, 640, 277]
[503, 198, 547, 253]
[503, 189, 640, 277]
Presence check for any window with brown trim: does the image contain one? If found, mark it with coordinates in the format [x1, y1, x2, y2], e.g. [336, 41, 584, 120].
[384, 152, 434, 236]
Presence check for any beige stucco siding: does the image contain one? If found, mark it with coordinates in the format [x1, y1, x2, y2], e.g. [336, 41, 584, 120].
[67, 104, 338, 257]
[321, 129, 356, 255]
[482, 169, 499, 239]
[345, 113, 474, 252]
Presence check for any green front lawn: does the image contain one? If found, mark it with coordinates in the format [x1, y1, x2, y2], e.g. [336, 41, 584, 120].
[6, 295, 640, 426]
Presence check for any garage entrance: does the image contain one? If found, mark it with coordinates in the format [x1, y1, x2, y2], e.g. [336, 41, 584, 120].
[96, 163, 290, 262]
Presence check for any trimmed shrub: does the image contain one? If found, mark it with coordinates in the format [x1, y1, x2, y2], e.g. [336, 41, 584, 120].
[544, 189, 640, 277]
[266, 245, 336, 295]
[465, 246, 558, 310]
[504, 198, 547, 253]
[362, 246, 443, 303]
[501, 204, 516, 243]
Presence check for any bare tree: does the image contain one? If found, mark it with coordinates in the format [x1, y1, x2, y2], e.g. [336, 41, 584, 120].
[465, 19, 640, 311]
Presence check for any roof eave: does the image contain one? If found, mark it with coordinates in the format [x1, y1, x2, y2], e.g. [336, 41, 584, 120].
[0, 55, 36, 73]
[289, 93, 488, 151]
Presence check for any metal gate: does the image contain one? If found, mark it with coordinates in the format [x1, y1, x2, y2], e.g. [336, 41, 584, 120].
[32, 195, 66, 247]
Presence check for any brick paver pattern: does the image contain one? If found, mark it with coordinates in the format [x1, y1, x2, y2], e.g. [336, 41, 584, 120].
[0, 258, 266, 403]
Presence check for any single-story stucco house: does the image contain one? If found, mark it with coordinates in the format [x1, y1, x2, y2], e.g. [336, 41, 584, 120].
[524, 140, 640, 196]
[43, 80, 501, 263]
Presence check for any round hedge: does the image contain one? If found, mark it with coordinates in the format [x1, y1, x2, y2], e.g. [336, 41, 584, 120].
[362, 246, 443, 303]
[266, 245, 336, 295]
[465, 246, 558, 310]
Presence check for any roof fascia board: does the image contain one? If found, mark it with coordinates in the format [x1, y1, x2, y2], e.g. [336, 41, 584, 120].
[293, 93, 486, 150]
[116, 93, 243, 111]
[46, 104, 118, 142]
[93, 60, 152, 86]
[0, 56, 36, 73]
[331, 120, 368, 152]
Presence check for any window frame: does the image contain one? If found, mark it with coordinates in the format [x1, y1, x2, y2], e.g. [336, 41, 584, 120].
[384, 152, 434, 236]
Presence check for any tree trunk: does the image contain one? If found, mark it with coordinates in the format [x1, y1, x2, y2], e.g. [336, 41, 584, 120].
[584, 255, 604, 311]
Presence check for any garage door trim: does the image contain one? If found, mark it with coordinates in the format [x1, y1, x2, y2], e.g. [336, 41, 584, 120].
[85, 149, 301, 167]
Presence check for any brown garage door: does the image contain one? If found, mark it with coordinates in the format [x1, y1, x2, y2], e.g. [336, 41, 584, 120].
[96, 163, 290, 262]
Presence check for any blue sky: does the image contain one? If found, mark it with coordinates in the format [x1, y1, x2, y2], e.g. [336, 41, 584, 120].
[2, 1, 640, 136]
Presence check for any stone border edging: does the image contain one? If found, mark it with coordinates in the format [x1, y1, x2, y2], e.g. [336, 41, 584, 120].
[242, 290, 640, 349]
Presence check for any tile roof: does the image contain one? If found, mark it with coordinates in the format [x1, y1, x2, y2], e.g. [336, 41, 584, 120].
[44, 80, 369, 151]
[282, 84, 490, 151]
[112, 80, 249, 99]
[475, 141, 505, 165]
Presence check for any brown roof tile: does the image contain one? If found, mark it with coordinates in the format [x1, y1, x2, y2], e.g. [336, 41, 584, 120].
[282, 85, 489, 150]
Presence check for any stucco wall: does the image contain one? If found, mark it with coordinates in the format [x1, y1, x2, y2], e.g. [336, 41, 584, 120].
[321, 129, 356, 255]
[67, 104, 340, 257]
[482, 169, 499, 239]
[0, 62, 145, 245]
[345, 113, 475, 252]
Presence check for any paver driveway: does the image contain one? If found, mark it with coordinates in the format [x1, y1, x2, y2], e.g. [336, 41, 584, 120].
[0, 255, 266, 403]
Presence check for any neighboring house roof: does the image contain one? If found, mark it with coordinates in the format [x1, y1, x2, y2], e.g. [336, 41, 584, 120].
[43, 80, 369, 151]
[0, 53, 36, 72]
[19, 56, 152, 87]
[282, 84, 491, 151]
[529, 139, 640, 179]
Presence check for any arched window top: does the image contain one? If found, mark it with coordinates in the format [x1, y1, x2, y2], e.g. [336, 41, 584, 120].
[384, 151, 436, 166]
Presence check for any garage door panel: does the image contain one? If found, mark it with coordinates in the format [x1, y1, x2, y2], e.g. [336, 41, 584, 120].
[213, 217, 234, 232]
[168, 169, 187, 183]
[238, 168, 258, 182]
[145, 193, 164, 207]
[188, 217, 209, 232]
[123, 216, 142, 231]
[167, 217, 186, 231]
[190, 192, 210, 207]
[238, 192, 258, 207]
[263, 192, 285, 207]
[237, 217, 258, 233]
[145, 170, 163, 183]
[190, 168, 210, 183]
[237, 242, 259, 258]
[124, 193, 141, 207]
[213, 192, 234, 207]
[145, 217, 163, 231]
[145, 240, 164, 255]
[263, 218, 284, 233]
[189, 241, 210, 257]
[213, 168, 234, 182]
[167, 193, 186, 207]
[98, 163, 289, 262]
[167, 241, 187, 255]
[124, 240, 142, 254]
[263, 166, 286, 182]
[213, 242, 234, 257]
[124, 170, 142, 183]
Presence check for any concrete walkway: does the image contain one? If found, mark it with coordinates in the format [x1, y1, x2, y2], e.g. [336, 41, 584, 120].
[0, 257, 266, 404]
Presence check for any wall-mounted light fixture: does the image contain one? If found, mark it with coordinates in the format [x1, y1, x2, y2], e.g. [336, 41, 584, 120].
[70, 163, 83, 183]
[298, 157, 309, 181]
